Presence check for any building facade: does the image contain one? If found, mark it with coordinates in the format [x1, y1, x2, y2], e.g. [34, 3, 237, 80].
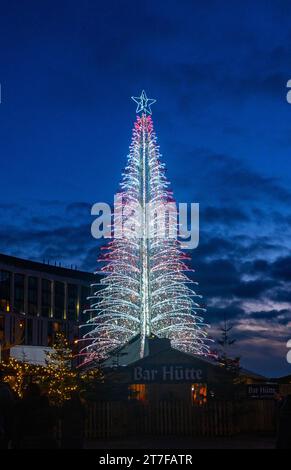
[0, 253, 96, 361]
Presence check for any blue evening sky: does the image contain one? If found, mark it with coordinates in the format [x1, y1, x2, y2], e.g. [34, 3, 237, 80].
[0, 0, 291, 376]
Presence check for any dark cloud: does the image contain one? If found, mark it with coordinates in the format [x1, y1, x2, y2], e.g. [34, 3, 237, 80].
[207, 303, 245, 323]
[203, 206, 249, 225]
[66, 202, 92, 213]
[173, 149, 291, 211]
[247, 258, 270, 275]
[80, 245, 102, 272]
[197, 258, 279, 301]
[269, 288, 291, 303]
[232, 280, 275, 299]
[242, 240, 283, 257]
[272, 256, 291, 282]
[247, 255, 291, 282]
[206, 152, 291, 204]
[196, 259, 240, 299]
[249, 309, 291, 324]
[195, 236, 236, 258]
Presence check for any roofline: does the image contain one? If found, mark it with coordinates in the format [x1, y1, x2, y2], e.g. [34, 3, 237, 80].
[0, 252, 97, 282]
[121, 343, 227, 372]
[240, 368, 267, 381]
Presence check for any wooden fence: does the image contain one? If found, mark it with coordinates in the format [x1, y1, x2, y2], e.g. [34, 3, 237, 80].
[83, 400, 275, 439]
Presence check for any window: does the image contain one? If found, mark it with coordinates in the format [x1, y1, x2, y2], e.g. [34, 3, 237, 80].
[41, 279, 51, 317]
[14, 274, 25, 313]
[48, 321, 61, 346]
[81, 285, 90, 320]
[67, 284, 78, 321]
[47, 321, 53, 346]
[37, 319, 43, 346]
[26, 318, 33, 345]
[28, 277, 38, 316]
[54, 282, 65, 319]
[17, 319, 25, 345]
[10, 316, 15, 345]
[0, 316, 5, 342]
[0, 270, 11, 312]
[128, 384, 147, 401]
[191, 384, 207, 405]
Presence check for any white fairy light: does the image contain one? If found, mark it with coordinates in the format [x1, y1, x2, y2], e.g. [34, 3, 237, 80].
[80, 93, 210, 365]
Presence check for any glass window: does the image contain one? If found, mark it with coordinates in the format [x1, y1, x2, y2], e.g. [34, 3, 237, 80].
[10, 316, 15, 345]
[37, 319, 43, 346]
[0, 270, 11, 312]
[67, 284, 78, 321]
[41, 279, 51, 317]
[48, 321, 61, 346]
[17, 319, 25, 345]
[191, 384, 207, 405]
[54, 282, 65, 319]
[14, 274, 25, 313]
[26, 318, 33, 345]
[128, 384, 147, 401]
[28, 277, 38, 316]
[47, 321, 53, 346]
[0, 316, 5, 342]
[81, 285, 90, 319]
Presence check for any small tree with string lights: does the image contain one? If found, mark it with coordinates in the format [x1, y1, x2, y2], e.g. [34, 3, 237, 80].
[42, 332, 78, 406]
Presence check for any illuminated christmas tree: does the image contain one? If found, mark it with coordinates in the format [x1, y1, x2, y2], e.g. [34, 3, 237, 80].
[81, 91, 210, 364]
[43, 332, 78, 405]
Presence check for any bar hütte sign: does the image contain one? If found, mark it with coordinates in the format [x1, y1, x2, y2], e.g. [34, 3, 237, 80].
[132, 364, 206, 383]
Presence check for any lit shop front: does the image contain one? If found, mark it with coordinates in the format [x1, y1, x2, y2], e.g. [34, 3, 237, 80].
[104, 337, 234, 404]
[128, 363, 209, 404]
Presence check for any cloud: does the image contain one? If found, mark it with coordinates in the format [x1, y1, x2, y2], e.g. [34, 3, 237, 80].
[194, 236, 237, 259]
[0, 200, 97, 269]
[247, 255, 291, 282]
[203, 206, 249, 225]
[272, 256, 291, 282]
[203, 151, 291, 204]
[196, 258, 240, 299]
[212, 308, 291, 376]
[269, 287, 291, 303]
[248, 308, 291, 323]
[207, 303, 245, 323]
[232, 280, 275, 299]
[66, 202, 92, 213]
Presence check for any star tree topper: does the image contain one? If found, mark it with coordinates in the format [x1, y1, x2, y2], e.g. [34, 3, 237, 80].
[131, 90, 156, 115]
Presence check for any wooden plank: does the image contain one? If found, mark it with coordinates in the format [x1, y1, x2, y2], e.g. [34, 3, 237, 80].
[82, 398, 276, 439]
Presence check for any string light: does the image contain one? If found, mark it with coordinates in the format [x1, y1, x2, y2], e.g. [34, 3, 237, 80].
[0, 335, 103, 403]
[0, 358, 44, 398]
[41, 332, 78, 406]
[81, 102, 211, 365]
